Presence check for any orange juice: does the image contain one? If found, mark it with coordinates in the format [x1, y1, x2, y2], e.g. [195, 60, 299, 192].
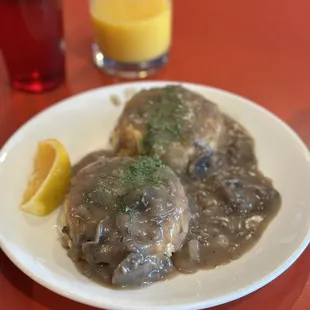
[90, 0, 172, 63]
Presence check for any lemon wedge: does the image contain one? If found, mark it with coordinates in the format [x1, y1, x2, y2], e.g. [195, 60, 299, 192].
[20, 139, 71, 216]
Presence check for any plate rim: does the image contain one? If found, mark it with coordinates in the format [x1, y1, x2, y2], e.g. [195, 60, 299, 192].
[1, 80, 310, 310]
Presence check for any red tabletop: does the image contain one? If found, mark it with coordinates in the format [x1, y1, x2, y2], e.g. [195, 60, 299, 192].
[1, 0, 310, 309]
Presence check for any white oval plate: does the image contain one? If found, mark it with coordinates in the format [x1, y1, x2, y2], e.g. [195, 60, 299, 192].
[0, 82, 310, 310]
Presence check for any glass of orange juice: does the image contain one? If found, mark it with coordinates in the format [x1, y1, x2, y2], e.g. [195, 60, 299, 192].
[90, 0, 172, 78]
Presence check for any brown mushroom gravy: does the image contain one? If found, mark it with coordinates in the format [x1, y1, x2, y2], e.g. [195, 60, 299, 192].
[173, 115, 281, 272]
[61, 86, 281, 288]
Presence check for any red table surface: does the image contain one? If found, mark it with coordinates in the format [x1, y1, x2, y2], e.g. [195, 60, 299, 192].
[1, 0, 310, 309]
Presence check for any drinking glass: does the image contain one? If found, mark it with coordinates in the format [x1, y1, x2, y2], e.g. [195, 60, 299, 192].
[0, 0, 65, 92]
[90, 0, 172, 78]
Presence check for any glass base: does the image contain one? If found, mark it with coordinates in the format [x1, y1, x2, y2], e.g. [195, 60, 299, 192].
[92, 43, 169, 79]
[11, 71, 64, 93]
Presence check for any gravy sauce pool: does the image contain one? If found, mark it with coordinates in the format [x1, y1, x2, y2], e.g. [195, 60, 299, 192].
[67, 114, 280, 286]
[174, 115, 281, 272]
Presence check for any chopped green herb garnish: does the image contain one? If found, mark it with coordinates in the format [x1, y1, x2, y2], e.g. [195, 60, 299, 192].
[142, 86, 189, 153]
[82, 156, 167, 218]
[123, 155, 165, 188]
[118, 156, 167, 217]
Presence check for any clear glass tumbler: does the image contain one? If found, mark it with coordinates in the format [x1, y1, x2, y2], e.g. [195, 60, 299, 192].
[90, 0, 172, 78]
[0, 0, 65, 92]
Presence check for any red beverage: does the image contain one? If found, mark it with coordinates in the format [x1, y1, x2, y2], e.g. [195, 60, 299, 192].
[0, 0, 65, 92]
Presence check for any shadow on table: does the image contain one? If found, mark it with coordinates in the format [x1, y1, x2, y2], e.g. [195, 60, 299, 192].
[1, 245, 309, 310]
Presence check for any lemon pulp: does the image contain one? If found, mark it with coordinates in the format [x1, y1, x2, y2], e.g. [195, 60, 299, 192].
[20, 139, 71, 216]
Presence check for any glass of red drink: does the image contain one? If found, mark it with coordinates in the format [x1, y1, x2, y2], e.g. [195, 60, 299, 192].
[0, 0, 65, 93]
